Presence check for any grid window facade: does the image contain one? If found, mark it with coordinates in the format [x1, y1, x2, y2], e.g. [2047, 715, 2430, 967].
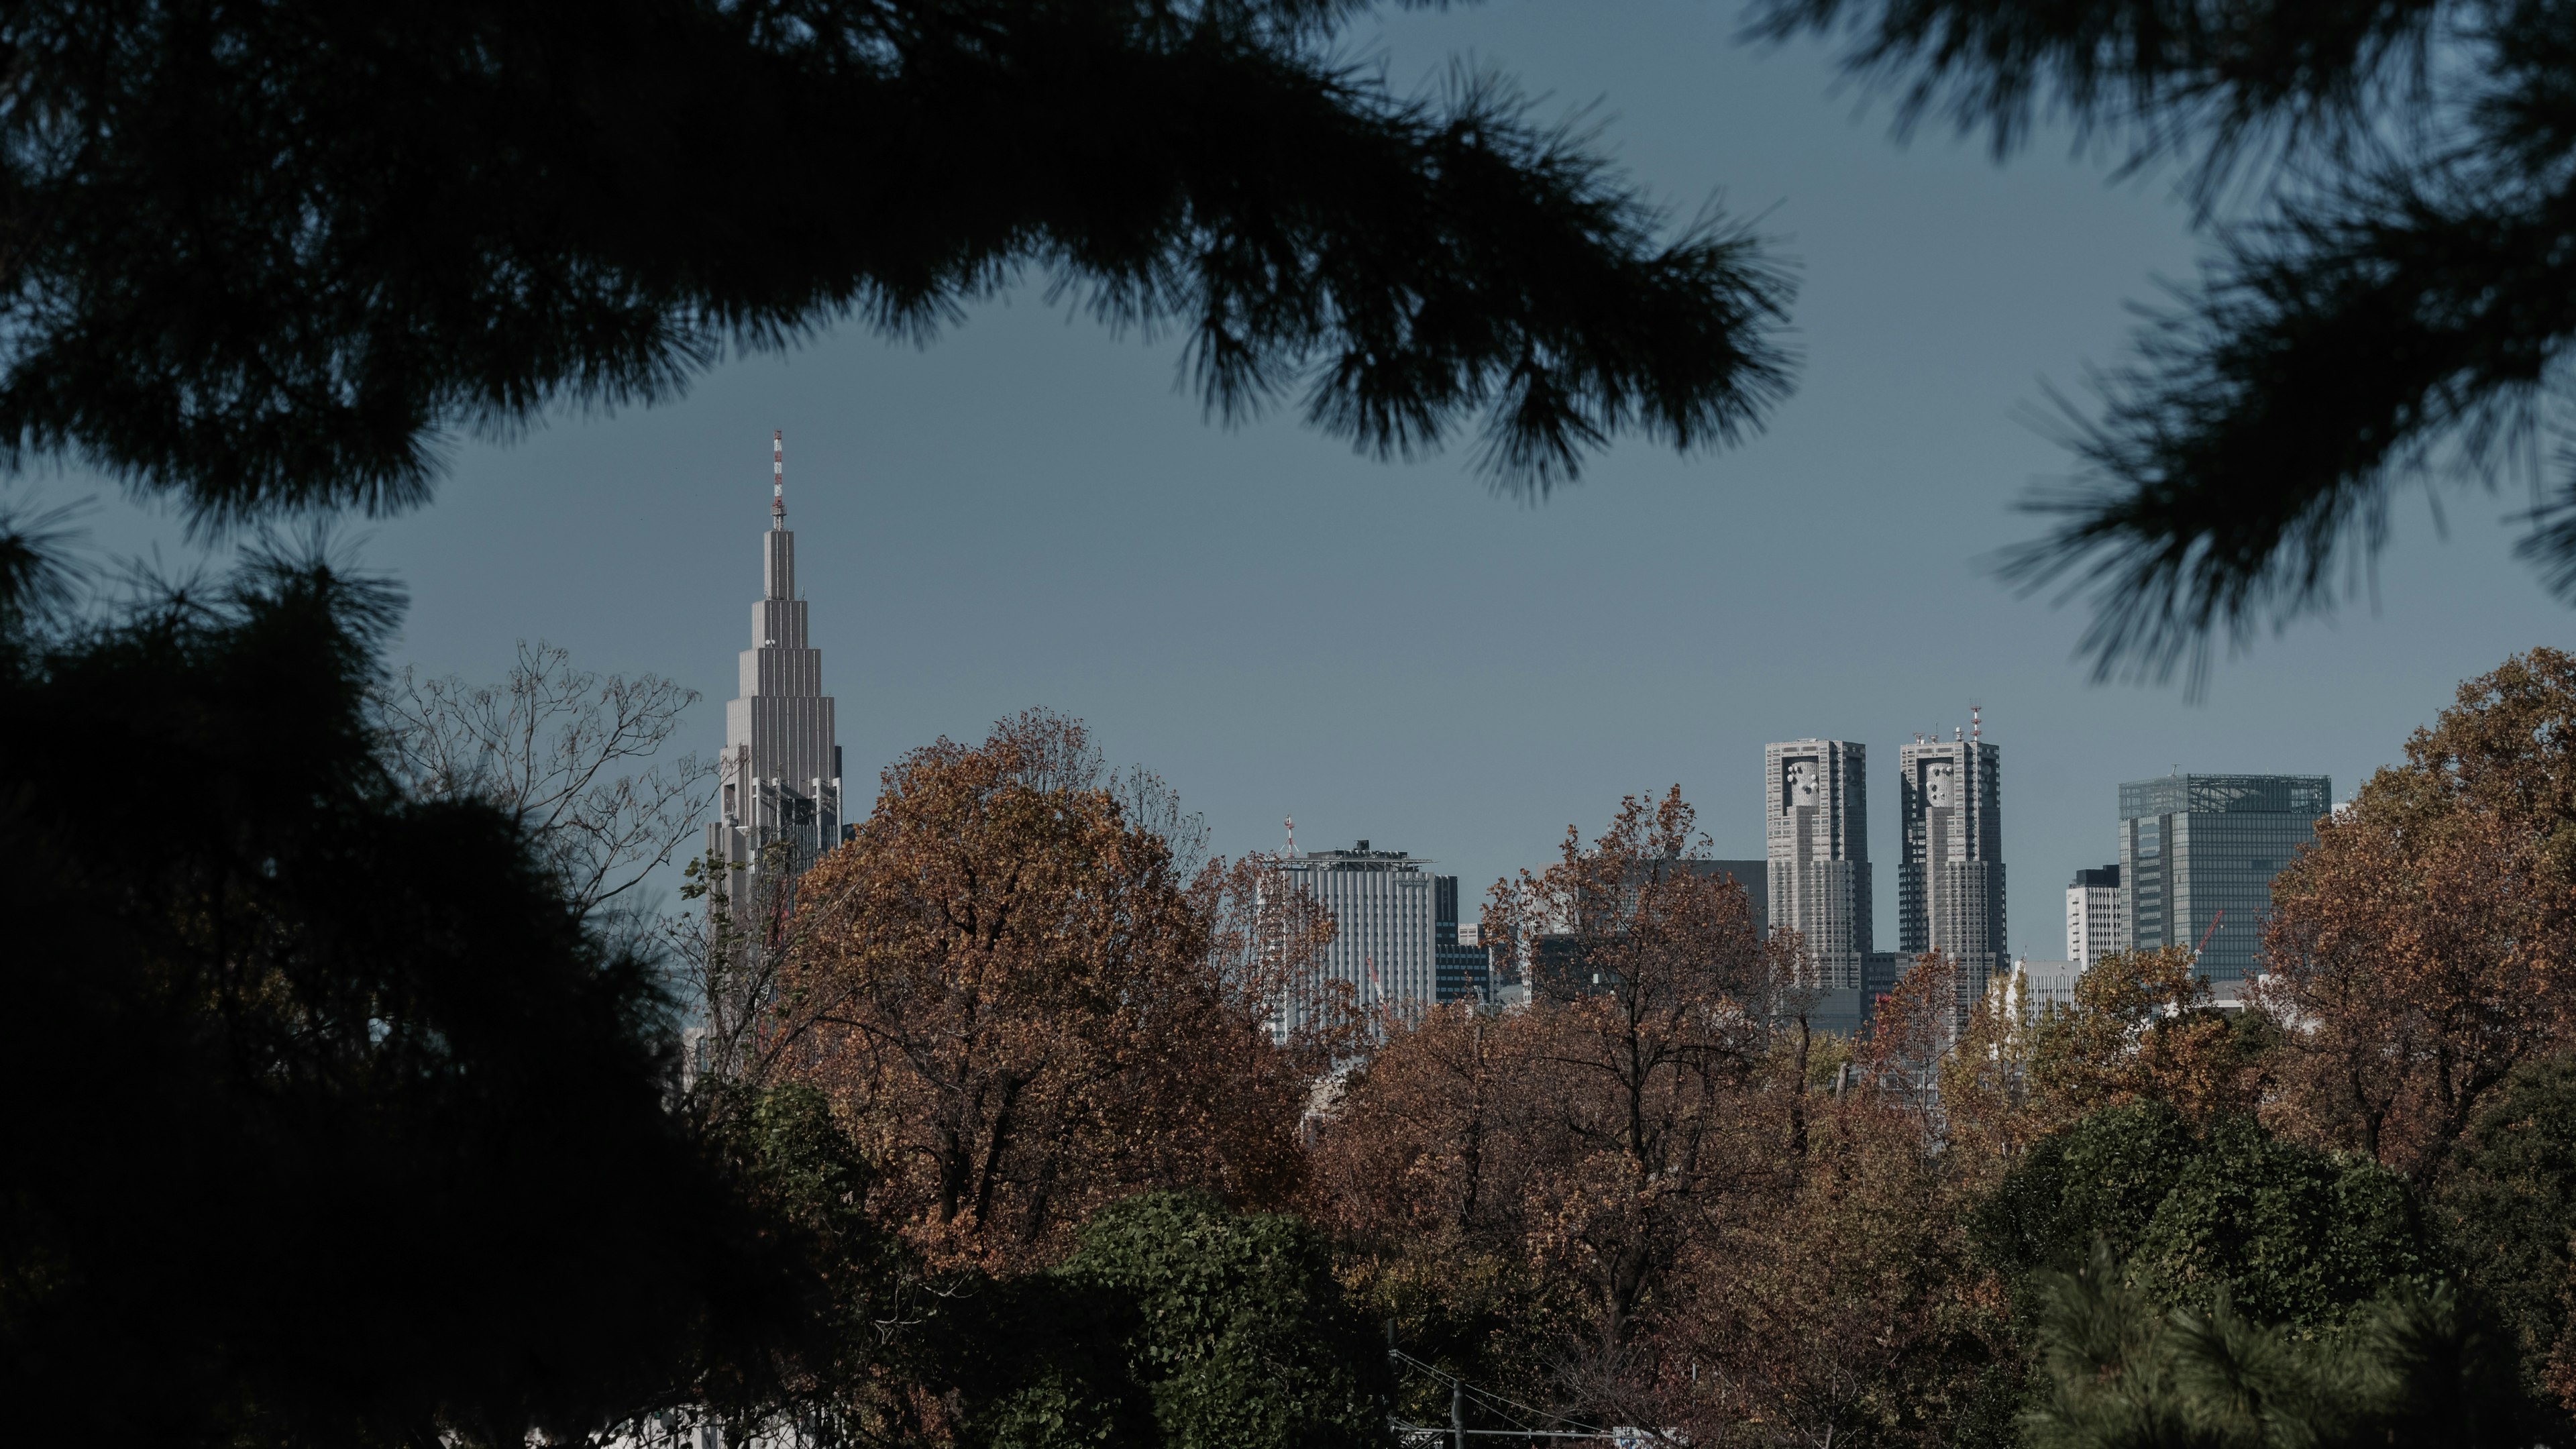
[2118, 775, 2329, 984]
[1272, 844, 1438, 1030]
[1765, 740, 1870, 992]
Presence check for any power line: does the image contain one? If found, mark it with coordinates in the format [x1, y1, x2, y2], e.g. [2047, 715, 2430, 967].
[1386, 1348, 1678, 1446]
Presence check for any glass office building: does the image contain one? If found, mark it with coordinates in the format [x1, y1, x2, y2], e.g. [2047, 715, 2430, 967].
[1433, 875, 1491, 1004]
[2117, 774, 2331, 988]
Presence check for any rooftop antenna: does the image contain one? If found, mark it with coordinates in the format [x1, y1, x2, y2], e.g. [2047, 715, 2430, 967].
[771, 429, 786, 529]
[1970, 702, 1982, 742]
[1285, 815, 1295, 857]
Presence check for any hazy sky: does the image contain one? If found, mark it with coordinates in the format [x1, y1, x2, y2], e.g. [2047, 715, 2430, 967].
[42, 1, 2571, 959]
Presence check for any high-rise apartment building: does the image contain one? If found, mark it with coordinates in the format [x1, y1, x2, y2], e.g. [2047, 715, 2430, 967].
[2118, 774, 2332, 989]
[1765, 740, 1871, 1001]
[2066, 865, 2123, 970]
[706, 433, 843, 919]
[1434, 875, 1491, 1004]
[1273, 841, 1438, 1028]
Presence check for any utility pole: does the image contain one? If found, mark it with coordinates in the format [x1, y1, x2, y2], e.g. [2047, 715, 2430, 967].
[1452, 1381, 1466, 1449]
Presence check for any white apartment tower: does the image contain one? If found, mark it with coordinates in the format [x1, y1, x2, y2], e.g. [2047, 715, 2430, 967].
[2066, 865, 2124, 970]
[1267, 840, 1438, 1033]
[706, 432, 843, 920]
[1765, 740, 1871, 991]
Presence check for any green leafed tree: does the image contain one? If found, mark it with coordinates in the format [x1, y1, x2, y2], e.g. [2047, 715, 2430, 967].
[1977, 1104, 2433, 1332]
[2023, 1246, 2527, 1449]
[959, 1192, 1395, 1449]
[2431, 1055, 2576, 1414]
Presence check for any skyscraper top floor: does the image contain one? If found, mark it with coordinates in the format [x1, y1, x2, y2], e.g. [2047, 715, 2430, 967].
[2119, 774, 2332, 820]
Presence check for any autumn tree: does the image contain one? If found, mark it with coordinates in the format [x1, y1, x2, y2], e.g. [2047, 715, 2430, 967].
[1316, 789, 1796, 1424]
[2261, 651, 2576, 1179]
[1485, 790, 1796, 1376]
[773, 710, 1304, 1270]
[1307, 1001, 1572, 1426]
[1666, 1085, 2015, 1449]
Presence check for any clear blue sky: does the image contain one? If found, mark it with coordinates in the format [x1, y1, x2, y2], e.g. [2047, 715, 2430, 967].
[39, 1, 2569, 959]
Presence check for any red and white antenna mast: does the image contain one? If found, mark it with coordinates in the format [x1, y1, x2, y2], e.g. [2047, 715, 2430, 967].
[1970, 702, 1982, 743]
[770, 429, 786, 529]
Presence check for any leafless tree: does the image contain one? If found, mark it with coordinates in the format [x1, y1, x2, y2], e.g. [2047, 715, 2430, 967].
[372, 640, 713, 926]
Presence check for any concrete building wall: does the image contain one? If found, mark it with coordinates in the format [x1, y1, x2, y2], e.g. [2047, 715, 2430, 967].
[1273, 842, 1438, 1030]
[2066, 865, 2123, 970]
[1765, 739, 1871, 995]
[1898, 736, 2005, 1029]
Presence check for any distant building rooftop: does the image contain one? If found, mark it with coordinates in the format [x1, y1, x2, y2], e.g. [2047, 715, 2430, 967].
[2118, 774, 2331, 820]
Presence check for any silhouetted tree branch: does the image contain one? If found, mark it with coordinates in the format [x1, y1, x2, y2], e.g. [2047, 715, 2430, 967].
[1751, 0, 2576, 684]
[0, 0, 1795, 521]
[372, 640, 713, 925]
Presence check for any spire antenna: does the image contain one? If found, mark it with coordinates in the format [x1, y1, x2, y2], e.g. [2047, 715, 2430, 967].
[771, 429, 786, 529]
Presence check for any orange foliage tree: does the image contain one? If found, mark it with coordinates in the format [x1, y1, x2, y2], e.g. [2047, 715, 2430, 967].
[2263, 800, 2576, 1178]
[768, 711, 1307, 1269]
[1312, 789, 1801, 1416]
[2259, 650, 2576, 1179]
[1661, 1085, 2010, 1449]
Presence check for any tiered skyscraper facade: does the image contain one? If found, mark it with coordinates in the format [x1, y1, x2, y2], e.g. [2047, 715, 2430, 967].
[1765, 740, 1871, 1004]
[1897, 735, 2005, 1006]
[706, 433, 843, 918]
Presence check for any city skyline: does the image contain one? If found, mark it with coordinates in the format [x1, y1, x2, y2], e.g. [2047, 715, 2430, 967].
[44, 6, 2554, 964]
[686, 433, 2365, 985]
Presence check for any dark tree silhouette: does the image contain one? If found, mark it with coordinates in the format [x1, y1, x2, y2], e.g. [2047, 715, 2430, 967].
[1752, 0, 2576, 682]
[0, 549, 850, 1448]
[0, 0, 1794, 523]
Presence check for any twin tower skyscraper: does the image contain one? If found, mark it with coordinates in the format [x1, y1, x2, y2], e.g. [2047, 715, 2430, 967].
[1766, 727, 2004, 1031]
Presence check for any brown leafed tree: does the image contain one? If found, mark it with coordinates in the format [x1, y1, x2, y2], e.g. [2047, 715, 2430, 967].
[1484, 790, 1796, 1371]
[2017, 945, 2266, 1133]
[1664, 1089, 2010, 1449]
[2262, 802, 2576, 1179]
[1937, 967, 2043, 1169]
[2256, 650, 2576, 1179]
[1305, 999, 1578, 1419]
[769, 710, 1301, 1270]
[1858, 951, 1953, 1147]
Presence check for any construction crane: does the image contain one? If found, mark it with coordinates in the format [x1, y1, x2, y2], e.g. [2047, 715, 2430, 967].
[2195, 909, 2225, 959]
